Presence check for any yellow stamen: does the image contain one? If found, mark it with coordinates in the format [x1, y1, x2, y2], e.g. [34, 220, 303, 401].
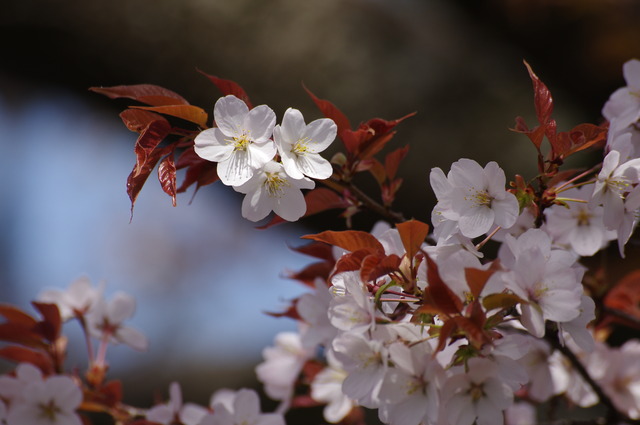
[263, 172, 289, 198]
[292, 137, 311, 155]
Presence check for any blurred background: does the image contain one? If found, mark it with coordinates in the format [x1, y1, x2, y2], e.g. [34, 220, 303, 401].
[1, 0, 640, 422]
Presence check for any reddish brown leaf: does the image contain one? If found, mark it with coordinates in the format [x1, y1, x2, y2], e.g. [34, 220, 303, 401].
[32, 302, 61, 343]
[333, 249, 372, 275]
[158, 154, 177, 207]
[0, 346, 54, 374]
[523, 60, 554, 129]
[0, 304, 38, 328]
[120, 109, 168, 133]
[99, 380, 123, 407]
[133, 119, 172, 178]
[356, 159, 386, 185]
[435, 318, 457, 354]
[424, 255, 463, 316]
[360, 254, 401, 282]
[303, 85, 352, 147]
[197, 70, 253, 109]
[385, 145, 409, 181]
[132, 105, 208, 128]
[302, 230, 384, 254]
[604, 270, 640, 328]
[127, 146, 173, 218]
[266, 301, 302, 320]
[512, 116, 546, 150]
[89, 84, 189, 106]
[175, 147, 219, 194]
[452, 316, 490, 349]
[554, 123, 608, 158]
[381, 178, 403, 206]
[287, 262, 334, 286]
[482, 293, 523, 311]
[464, 268, 494, 300]
[357, 113, 416, 159]
[396, 220, 430, 261]
[289, 241, 336, 262]
[0, 323, 47, 348]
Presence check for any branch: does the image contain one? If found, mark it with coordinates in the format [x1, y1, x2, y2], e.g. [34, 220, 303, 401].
[544, 329, 640, 425]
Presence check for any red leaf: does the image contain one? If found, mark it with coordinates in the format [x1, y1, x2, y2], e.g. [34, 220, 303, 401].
[333, 249, 372, 275]
[0, 323, 47, 348]
[302, 230, 384, 254]
[132, 105, 208, 128]
[0, 304, 38, 328]
[464, 268, 495, 300]
[523, 60, 554, 129]
[266, 302, 302, 320]
[360, 254, 401, 282]
[435, 318, 457, 354]
[424, 255, 463, 316]
[289, 241, 336, 262]
[127, 146, 173, 218]
[175, 147, 219, 194]
[303, 85, 352, 148]
[32, 302, 61, 343]
[554, 123, 608, 158]
[99, 380, 123, 407]
[287, 262, 334, 286]
[133, 120, 172, 178]
[396, 219, 430, 261]
[158, 154, 177, 207]
[357, 113, 416, 160]
[120, 109, 168, 133]
[89, 84, 189, 106]
[356, 159, 386, 185]
[452, 315, 490, 349]
[197, 69, 253, 109]
[604, 270, 640, 328]
[0, 346, 54, 374]
[385, 145, 409, 181]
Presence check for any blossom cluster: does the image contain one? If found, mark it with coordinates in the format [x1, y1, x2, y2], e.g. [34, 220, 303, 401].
[194, 95, 337, 221]
[2, 60, 640, 425]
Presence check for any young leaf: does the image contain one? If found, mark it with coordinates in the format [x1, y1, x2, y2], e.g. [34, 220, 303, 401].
[32, 302, 61, 343]
[0, 304, 38, 328]
[302, 230, 384, 254]
[127, 146, 173, 218]
[132, 119, 172, 178]
[120, 109, 168, 133]
[197, 70, 254, 109]
[89, 84, 189, 106]
[423, 254, 462, 316]
[131, 105, 208, 128]
[360, 254, 401, 282]
[158, 154, 177, 207]
[175, 147, 219, 195]
[523, 60, 554, 130]
[464, 268, 494, 300]
[0, 346, 54, 374]
[303, 85, 352, 147]
[356, 113, 415, 160]
[385, 145, 409, 181]
[396, 219, 430, 261]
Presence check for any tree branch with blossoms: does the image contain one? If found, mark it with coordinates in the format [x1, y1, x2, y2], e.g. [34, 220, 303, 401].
[2, 60, 640, 425]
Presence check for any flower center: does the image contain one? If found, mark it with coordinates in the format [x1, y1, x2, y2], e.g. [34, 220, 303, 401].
[263, 172, 289, 198]
[468, 382, 485, 401]
[575, 209, 592, 226]
[292, 137, 311, 155]
[39, 399, 61, 421]
[466, 188, 492, 207]
[232, 133, 251, 151]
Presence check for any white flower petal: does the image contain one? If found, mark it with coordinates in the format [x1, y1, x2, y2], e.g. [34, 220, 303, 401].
[214, 95, 249, 136]
[194, 128, 234, 162]
[245, 105, 276, 143]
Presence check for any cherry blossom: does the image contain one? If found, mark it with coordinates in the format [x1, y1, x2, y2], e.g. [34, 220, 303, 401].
[194, 95, 277, 186]
[146, 382, 208, 425]
[38, 276, 105, 321]
[430, 158, 519, 239]
[6, 374, 82, 425]
[86, 291, 148, 351]
[233, 160, 314, 222]
[274, 107, 336, 180]
[443, 358, 514, 425]
[602, 59, 640, 129]
[310, 351, 354, 423]
[199, 389, 285, 425]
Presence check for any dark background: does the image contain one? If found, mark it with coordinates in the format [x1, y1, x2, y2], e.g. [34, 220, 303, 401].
[1, 0, 639, 423]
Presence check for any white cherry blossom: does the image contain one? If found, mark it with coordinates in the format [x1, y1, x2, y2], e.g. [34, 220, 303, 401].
[430, 158, 519, 238]
[194, 95, 277, 186]
[274, 107, 336, 180]
[199, 388, 285, 425]
[38, 276, 105, 321]
[234, 160, 314, 222]
[86, 291, 148, 351]
[603, 59, 640, 128]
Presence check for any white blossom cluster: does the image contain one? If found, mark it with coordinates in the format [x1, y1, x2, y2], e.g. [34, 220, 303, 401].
[194, 95, 337, 222]
[251, 60, 640, 425]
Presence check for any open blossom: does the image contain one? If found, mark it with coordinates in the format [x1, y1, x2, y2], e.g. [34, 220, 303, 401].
[38, 276, 105, 321]
[310, 351, 354, 423]
[430, 158, 518, 239]
[199, 389, 285, 425]
[86, 291, 148, 351]
[234, 160, 314, 222]
[443, 358, 513, 425]
[274, 107, 336, 180]
[146, 382, 208, 425]
[194, 95, 277, 186]
[602, 59, 640, 128]
[6, 374, 82, 425]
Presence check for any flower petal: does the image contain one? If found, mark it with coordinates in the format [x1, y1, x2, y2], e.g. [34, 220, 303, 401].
[214, 95, 249, 136]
